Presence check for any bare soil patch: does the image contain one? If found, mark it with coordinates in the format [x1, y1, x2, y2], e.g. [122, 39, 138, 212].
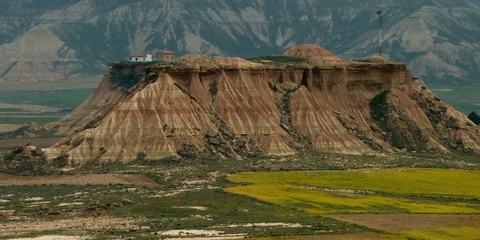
[286, 233, 381, 239]
[327, 214, 480, 232]
[0, 137, 63, 149]
[0, 173, 158, 187]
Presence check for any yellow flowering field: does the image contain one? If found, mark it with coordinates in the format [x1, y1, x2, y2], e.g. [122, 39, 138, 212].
[225, 168, 480, 214]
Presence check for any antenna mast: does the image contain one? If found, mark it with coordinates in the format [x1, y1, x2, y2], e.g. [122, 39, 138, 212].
[377, 10, 383, 57]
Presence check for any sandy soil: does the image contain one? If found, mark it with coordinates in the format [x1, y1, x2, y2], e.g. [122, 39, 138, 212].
[0, 173, 158, 187]
[0, 137, 63, 149]
[327, 214, 480, 232]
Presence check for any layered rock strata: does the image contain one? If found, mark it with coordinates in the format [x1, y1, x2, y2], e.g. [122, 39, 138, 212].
[46, 62, 154, 136]
[44, 45, 480, 165]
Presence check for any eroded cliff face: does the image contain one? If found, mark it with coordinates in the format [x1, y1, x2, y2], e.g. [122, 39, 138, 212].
[45, 62, 154, 136]
[44, 49, 480, 166]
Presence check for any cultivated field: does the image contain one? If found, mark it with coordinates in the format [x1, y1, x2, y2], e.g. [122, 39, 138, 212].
[0, 76, 102, 126]
[226, 168, 480, 239]
[432, 87, 480, 114]
[0, 76, 103, 91]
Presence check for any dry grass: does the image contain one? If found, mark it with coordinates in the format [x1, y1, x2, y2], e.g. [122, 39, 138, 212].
[0, 173, 158, 186]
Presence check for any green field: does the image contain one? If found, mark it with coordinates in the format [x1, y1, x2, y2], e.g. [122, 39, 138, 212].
[0, 89, 94, 125]
[0, 89, 94, 109]
[0, 76, 103, 91]
[0, 116, 62, 125]
[0, 76, 102, 126]
[432, 87, 480, 114]
[226, 168, 480, 214]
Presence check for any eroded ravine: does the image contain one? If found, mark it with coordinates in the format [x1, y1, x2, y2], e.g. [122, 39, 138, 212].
[42, 45, 480, 165]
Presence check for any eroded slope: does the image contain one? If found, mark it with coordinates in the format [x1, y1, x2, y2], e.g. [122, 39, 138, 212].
[44, 48, 480, 165]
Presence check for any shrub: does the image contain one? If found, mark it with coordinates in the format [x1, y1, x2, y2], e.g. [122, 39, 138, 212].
[468, 112, 480, 125]
[210, 80, 218, 96]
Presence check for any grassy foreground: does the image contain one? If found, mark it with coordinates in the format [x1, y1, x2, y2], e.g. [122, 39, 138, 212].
[2, 153, 480, 239]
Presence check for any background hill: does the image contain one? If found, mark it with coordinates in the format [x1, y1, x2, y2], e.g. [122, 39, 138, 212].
[470, 0, 480, 6]
[0, 0, 480, 87]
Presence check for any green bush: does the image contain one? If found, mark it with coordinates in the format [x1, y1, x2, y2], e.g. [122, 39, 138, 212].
[468, 112, 480, 125]
[209, 80, 218, 96]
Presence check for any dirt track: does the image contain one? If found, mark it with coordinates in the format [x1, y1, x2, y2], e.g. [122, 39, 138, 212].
[327, 214, 480, 232]
[1, 216, 138, 238]
[0, 173, 158, 186]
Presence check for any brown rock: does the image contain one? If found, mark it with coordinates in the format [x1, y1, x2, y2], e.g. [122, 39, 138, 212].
[34, 147, 44, 156]
[206, 130, 219, 138]
[208, 138, 220, 145]
[39, 45, 480, 165]
[284, 44, 339, 60]
[446, 119, 458, 129]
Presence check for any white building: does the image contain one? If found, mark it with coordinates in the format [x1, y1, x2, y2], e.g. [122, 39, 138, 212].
[129, 54, 153, 62]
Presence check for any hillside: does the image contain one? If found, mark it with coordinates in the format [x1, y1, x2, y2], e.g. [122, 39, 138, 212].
[470, 0, 480, 6]
[41, 45, 480, 166]
[0, 0, 479, 86]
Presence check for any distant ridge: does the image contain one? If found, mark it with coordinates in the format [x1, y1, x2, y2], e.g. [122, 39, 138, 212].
[469, 0, 480, 6]
[0, 0, 479, 87]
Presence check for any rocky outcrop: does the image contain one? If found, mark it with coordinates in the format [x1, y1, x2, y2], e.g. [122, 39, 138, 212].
[6, 122, 52, 139]
[43, 45, 480, 166]
[1, 144, 49, 175]
[284, 44, 339, 60]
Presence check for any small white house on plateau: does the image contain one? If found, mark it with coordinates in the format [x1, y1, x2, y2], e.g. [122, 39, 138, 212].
[129, 54, 153, 62]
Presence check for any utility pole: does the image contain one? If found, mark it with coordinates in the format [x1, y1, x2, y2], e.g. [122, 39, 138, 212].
[377, 10, 383, 57]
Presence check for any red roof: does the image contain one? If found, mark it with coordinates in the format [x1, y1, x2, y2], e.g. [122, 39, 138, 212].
[158, 50, 176, 55]
[130, 53, 149, 57]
